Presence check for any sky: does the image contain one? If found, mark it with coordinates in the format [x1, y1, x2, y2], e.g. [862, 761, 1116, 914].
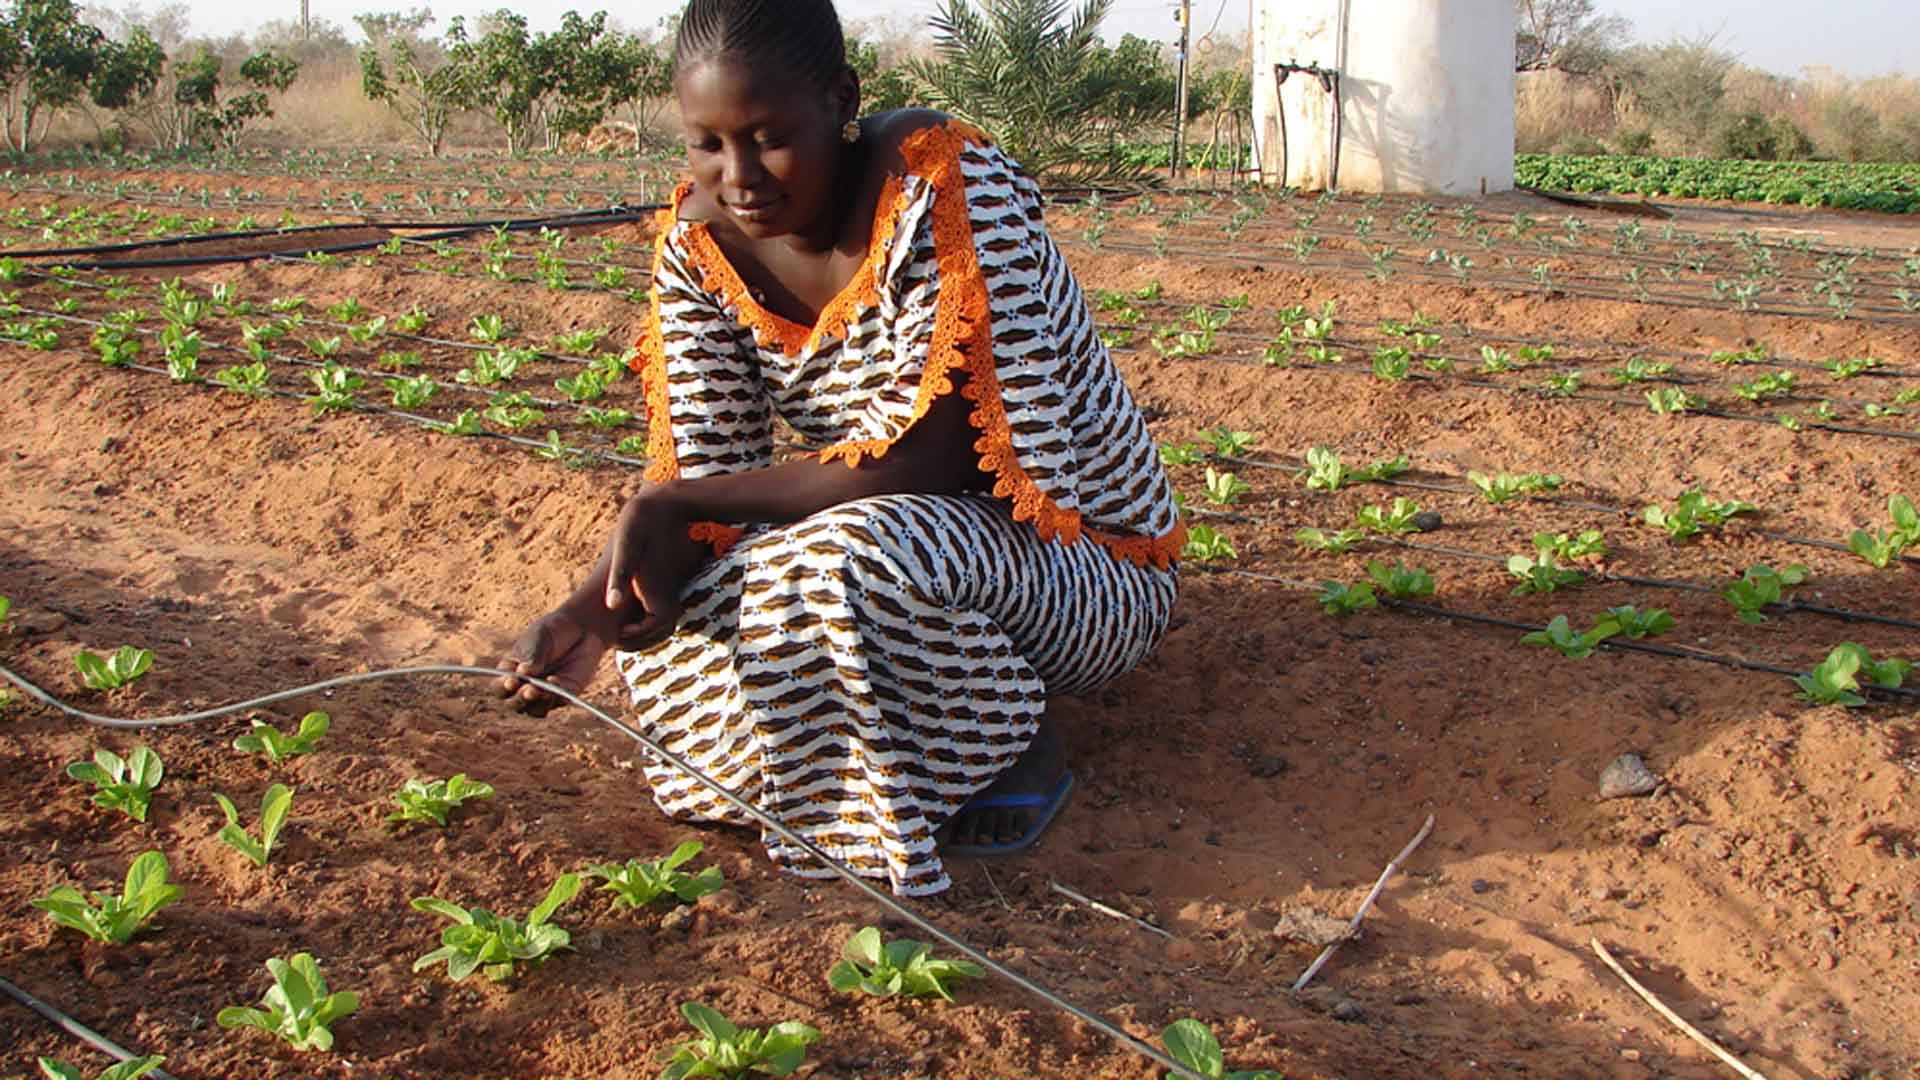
[177, 0, 1912, 79]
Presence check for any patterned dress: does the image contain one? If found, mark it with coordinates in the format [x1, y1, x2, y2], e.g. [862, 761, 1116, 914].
[619, 120, 1184, 896]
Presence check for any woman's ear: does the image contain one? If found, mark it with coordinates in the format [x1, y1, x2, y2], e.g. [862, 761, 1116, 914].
[832, 64, 862, 123]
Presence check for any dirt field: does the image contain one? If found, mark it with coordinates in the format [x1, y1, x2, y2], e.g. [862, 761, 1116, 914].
[1, 161, 1917, 1080]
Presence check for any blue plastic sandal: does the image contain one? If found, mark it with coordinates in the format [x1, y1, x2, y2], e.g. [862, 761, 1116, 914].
[942, 771, 1076, 857]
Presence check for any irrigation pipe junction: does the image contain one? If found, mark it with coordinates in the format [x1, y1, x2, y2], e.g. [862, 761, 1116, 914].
[0, 662, 1217, 1080]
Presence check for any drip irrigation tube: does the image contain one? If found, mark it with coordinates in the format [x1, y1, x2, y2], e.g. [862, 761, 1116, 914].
[1206, 568, 1920, 698]
[12, 205, 664, 272]
[0, 661, 1208, 1080]
[1211, 451, 1920, 568]
[0, 213, 626, 260]
[0, 973, 178, 1080]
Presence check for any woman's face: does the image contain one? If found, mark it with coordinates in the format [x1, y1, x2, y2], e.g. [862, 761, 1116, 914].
[677, 56, 853, 243]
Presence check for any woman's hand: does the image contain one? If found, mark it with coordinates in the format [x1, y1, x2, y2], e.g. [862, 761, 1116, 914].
[499, 485, 709, 715]
[496, 605, 617, 716]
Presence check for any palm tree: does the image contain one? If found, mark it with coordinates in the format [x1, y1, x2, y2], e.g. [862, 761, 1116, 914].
[907, 0, 1174, 179]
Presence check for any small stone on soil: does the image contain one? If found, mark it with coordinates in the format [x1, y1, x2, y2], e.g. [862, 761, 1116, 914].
[1272, 908, 1354, 946]
[1331, 999, 1366, 1023]
[1598, 753, 1661, 799]
[1249, 755, 1289, 778]
[1410, 511, 1444, 532]
[1470, 879, 1491, 894]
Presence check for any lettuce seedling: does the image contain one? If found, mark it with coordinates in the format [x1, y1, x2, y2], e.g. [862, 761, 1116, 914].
[217, 952, 358, 1052]
[1520, 615, 1618, 659]
[657, 1002, 820, 1080]
[584, 841, 724, 908]
[1202, 467, 1250, 506]
[1467, 471, 1561, 505]
[66, 747, 164, 822]
[827, 925, 984, 1002]
[412, 873, 582, 983]
[1181, 525, 1238, 563]
[212, 361, 271, 396]
[1721, 563, 1807, 624]
[1847, 495, 1918, 568]
[1355, 497, 1422, 535]
[578, 407, 634, 430]
[1611, 356, 1673, 384]
[1161, 1019, 1282, 1080]
[1318, 581, 1377, 615]
[1825, 355, 1879, 380]
[388, 375, 436, 409]
[213, 784, 294, 867]
[1604, 605, 1675, 639]
[468, 313, 507, 343]
[1364, 559, 1435, 599]
[388, 773, 494, 826]
[1294, 527, 1365, 554]
[555, 370, 608, 403]
[36, 1057, 165, 1080]
[1160, 442, 1204, 467]
[32, 850, 183, 944]
[1535, 530, 1607, 561]
[1645, 388, 1701, 415]
[1794, 645, 1870, 707]
[308, 363, 364, 415]
[1642, 490, 1755, 542]
[1200, 427, 1257, 457]
[232, 711, 330, 760]
[75, 646, 154, 691]
[1304, 447, 1408, 492]
[1508, 547, 1584, 596]
[429, 410, 483, 436]
[0, 594, 9, 625]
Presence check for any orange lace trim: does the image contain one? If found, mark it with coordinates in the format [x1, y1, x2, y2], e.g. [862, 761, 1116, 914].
[630, 191, 737, 554]
[822, 122, 1185, 570]
[678, 173, 909, 359]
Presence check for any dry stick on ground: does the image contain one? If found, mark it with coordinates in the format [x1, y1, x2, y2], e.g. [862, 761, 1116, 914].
[1050, 881, 1175, 939]
[1589, 939, 1769, 1080]
[1290, 814, 1436, 994]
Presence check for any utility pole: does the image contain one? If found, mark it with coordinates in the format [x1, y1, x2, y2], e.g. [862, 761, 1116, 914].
[301, 0, 311, 40]
[1171, 0, 1191, 181]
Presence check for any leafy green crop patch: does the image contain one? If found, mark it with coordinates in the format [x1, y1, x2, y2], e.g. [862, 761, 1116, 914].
[826, 926, 984, 1001]
[1516, 154, 1920, 214]
[658, 1002, 819, 1080]
[33, 851, 183, 944]
[413, 873, 582, 983]
[67, 747, 164, 822]
[583, 841, 724, 909]
[217, 952, 359, 1052]
[388, 773, 494, 826]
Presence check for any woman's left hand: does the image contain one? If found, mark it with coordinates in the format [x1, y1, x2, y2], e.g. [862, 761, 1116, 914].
[604, 483, 710, 650]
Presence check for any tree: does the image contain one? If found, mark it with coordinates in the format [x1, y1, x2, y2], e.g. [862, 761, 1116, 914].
[590, 29, 673, 153]
[848, 35, 917, 112]
[359, 9, 465, 156]
[123, 47, 299, 149]
[1515, 0, 1631, 74]
[907, 0, 1175, 178]
[0, 0, 114, 151]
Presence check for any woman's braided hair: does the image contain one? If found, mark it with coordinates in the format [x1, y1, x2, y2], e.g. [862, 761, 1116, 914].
[674, 0, 850, 92]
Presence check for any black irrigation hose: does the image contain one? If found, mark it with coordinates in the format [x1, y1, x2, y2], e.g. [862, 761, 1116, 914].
[1208, 568, 1920, 699]
[1374, 537, 1920, 632]
[22, 205, 665, 272]
[0, 662, 1207, 1080]
[1208, 452, 1920, 568]
[0, 973, 179, 1080]
[0, 215, 585, 260]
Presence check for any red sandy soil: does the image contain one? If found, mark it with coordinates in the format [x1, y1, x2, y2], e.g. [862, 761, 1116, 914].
[1, 170, 1917, 1080]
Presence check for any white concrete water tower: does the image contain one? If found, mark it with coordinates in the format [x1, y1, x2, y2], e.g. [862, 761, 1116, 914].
[1251, 0, 1516, 195]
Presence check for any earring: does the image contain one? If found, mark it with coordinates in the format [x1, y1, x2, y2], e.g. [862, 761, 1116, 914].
[841, 120, 861, 144]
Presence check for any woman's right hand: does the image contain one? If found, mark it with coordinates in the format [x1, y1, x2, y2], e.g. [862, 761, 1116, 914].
[496, 605, 617, 717]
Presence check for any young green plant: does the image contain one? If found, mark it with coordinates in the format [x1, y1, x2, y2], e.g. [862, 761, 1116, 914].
[1161, 1019, 1283, 1080]
[1794, 643, 1911, 707]
[233, 711, 329, 762]
[582, 840, 724, 908]
[658, 1002, 820, 1080]
[66, 747, 164, 822]
[35, 1058, 166, 1080]
[412, 873, 582, 983]
[213, 784, 294, 867]
[1722, 563, 1808, 624]
[216, 953, 359, 1052]
[826, 925, 985, 1001]
[31, 851, 183, 944]
[75, 646, 154, 691]
[388, 773, 493, 826]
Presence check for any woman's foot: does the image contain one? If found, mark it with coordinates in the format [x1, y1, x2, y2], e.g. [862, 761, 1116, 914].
[941, 717, 1070, 851]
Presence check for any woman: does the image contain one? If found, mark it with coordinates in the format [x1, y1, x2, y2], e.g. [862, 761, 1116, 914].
[498, 0, 1183, 897]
